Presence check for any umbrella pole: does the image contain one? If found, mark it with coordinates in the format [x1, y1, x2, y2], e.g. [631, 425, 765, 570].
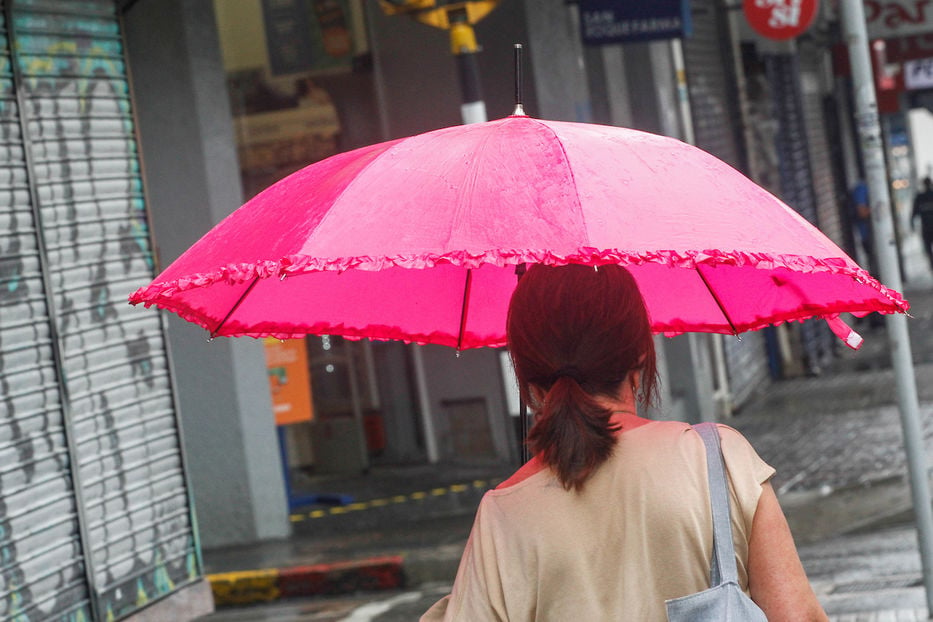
[841, 0, 933, 615]
[456, 269, 473, 353]
[520, 398, 529, 464]
[515, 262, 530, 464]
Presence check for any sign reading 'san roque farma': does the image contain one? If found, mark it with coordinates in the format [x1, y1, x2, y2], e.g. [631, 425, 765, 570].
[578, 0, 691, 45]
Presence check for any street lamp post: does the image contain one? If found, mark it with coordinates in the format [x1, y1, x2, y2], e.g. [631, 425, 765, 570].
[378, 0, 499, 125]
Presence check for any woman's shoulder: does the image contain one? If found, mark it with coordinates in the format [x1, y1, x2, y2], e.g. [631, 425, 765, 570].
[620, 417, 692, 442]
[618, 419, 760, 463]
[493, 455, 549, 492]
[631, 418, 751, 443]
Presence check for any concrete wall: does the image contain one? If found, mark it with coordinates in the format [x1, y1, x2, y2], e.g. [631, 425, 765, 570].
[584, 44, 635, 127]
[123, 0, 289, 548]
[373, 342, 425, 463]
[618, 40, 682, 137]
[521, 0, 593, 122]
[423, 345, 516, 464]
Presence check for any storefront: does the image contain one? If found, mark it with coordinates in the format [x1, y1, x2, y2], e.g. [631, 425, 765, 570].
[0, 0, 207, 619]
[212, 0, 519, 476]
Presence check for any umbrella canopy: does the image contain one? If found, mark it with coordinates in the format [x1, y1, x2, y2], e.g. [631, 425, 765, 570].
[129, 115, 907, 349]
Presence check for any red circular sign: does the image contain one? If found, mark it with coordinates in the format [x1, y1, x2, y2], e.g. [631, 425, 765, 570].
[743, 0, 819, 41]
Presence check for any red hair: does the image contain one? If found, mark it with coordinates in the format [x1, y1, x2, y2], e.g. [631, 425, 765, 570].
[506, 264, 658, 491]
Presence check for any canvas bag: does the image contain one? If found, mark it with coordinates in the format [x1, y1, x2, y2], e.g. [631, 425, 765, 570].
[665, 423, 768, 621]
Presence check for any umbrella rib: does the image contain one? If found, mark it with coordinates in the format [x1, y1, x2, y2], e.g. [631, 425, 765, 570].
[211, 276, 260, 338]
[535, 120, 586, 233]
[695, 265, 739, 336]
[456, 268, 473, 352]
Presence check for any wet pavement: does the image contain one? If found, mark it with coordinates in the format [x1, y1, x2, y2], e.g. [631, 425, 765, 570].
[804, 524, 927, 616]
[202, 466, 509, 577]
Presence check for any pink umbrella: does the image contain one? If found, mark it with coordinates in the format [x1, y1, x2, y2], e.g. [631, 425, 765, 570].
[129, 115, 907, 349]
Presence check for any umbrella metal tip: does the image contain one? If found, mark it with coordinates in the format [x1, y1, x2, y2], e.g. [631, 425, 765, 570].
[512, 103, 526, 116]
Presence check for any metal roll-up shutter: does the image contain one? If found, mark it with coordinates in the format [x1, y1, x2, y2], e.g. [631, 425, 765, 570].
[765, 54, 818, 223]
[765, 53, 834, 373]
[0, 5, 93, 620]
[682, 0, 742, 167]
[682, 0, 769, 409]
[0, 1, 202, 620]
[799, 41, 844, 247]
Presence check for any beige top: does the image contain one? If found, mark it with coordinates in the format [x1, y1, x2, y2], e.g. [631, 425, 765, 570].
[421, 416, 775, 622]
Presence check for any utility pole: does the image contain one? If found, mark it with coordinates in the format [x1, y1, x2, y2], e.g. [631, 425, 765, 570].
[378, 1, 499, 124]
[839, 0, 933, 615]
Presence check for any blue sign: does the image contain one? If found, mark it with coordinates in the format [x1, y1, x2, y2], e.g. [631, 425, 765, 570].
[579, 0, 692, 45]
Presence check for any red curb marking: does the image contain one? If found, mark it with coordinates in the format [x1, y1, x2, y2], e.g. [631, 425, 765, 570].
[277, 555, 405, 597]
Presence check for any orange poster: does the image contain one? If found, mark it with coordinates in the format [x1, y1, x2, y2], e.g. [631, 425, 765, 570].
[263, 338, 314, 425]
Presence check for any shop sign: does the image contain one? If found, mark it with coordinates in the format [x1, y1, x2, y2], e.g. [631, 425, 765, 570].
[865, 1, 933, 40]
[578, 0, 691, 45]
[264, 338, 315, 425]
[885, 33, 933, 62]
[743, 0, 819, 40]
[261, 0, 354, 76]
[905, 57, 933, 88]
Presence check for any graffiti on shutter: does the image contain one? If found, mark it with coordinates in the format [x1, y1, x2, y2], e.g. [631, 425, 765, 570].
[0, 5, 94, 619]
[0, 1, 201, 619]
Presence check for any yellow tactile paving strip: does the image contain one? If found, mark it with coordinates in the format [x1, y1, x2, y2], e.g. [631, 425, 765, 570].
[288, 479, 502, 523]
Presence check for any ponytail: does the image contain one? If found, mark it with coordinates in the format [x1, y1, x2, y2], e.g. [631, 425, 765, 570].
[507, 263, 657, 492]
[526, 376, 619, 492]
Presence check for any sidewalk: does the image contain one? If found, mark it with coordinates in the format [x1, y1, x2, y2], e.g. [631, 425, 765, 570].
[200, 240, 933, 618]
[201, 463, 510, 606]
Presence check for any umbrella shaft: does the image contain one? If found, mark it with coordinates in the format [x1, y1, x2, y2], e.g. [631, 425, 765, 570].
[520, 399, 529, 464]
[456, 269, 473, 352]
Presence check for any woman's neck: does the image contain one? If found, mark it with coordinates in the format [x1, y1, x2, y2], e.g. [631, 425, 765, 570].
[595, 387, 638, 416]
[609, 410, 647, 430]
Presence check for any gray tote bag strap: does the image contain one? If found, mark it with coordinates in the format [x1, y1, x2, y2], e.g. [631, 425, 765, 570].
[693, 422, 739, 587]
[666, 425, 768, 620]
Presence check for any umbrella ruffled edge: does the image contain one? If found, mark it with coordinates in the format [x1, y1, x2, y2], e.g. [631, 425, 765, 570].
[133, 293, 895, 348]
[128, 246, 910, 312]
[141, 294, 504, 347]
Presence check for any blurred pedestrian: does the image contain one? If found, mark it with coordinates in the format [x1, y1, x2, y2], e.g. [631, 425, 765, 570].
[912, 177, 933, 271]
[421, 264, 827, 621]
